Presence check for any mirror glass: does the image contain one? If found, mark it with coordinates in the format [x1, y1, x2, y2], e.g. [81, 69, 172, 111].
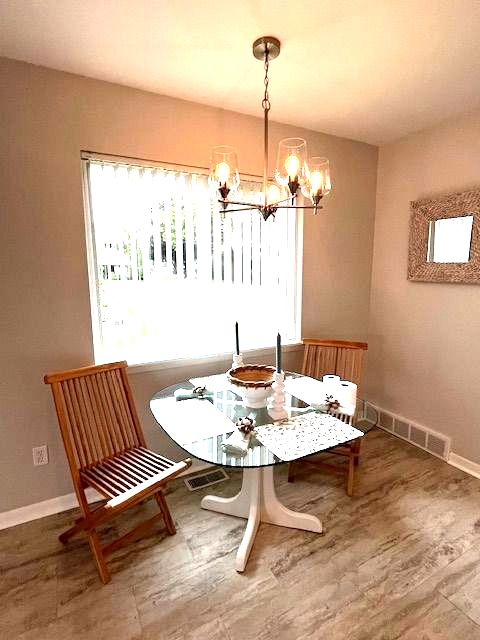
[427, 215, 474, 263]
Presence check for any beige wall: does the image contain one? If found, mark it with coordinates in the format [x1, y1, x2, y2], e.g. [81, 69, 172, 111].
[0, 57, 377, 512]
[366, 109, 480, 462]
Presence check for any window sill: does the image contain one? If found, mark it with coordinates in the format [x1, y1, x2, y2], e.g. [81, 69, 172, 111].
[127, 342, 304, 375]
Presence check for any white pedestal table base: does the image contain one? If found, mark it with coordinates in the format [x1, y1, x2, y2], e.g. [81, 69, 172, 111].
[200, 466, 323, 572]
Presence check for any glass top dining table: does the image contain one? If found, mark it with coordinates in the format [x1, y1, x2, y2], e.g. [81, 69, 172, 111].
[150, 372, 361, 468]
[150, 370, 364, 573]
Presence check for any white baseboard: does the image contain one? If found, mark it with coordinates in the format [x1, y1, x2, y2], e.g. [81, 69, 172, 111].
[0, 460, 213, 531]
[448, 453, 480, 480]
[0, 487, 102, 531]
[363, 400, 480, 481]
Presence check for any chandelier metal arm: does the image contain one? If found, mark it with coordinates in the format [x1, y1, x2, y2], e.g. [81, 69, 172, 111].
[275, 205, 323, 210]
[220, 207, 258, 213]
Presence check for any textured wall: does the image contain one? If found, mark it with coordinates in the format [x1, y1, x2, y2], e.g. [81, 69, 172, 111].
[0, 57, 377, 511]
[366, 109, 480, 462]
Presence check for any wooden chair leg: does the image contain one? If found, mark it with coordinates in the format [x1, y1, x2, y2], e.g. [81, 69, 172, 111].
[346, 453, 355, 497]
[59, 518, 88, 544]
[155, 491, 176, 535]
[287, 462, 296, 483]
[86, 529, 110, 584]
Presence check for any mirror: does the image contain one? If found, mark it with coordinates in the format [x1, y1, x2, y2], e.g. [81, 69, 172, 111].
[427, 215, 474, 263]
[408, 188, 480, 284]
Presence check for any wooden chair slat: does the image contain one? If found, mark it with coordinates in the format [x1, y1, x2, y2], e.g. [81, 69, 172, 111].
[336, 347, 364, 389]
[125, 449, 168, 473]
[98, 371, 126, 452]
[91, 462, 134, 492]
[61, 380, 85, 469]
[113, 368, 140, 447]
[68, 378, 95, 466]
[79, 377, 103, 461]
[84, 375, 110, 459]
[101, 460, 137, 489]
[106, 455, 147, 483]
[122, 451, 157, 477]
[116, 454, 152, 481]
[89, 374, 116, 458]
[82, 468, 122, 497]
[95, 372, 121, 454]
[44, 361, 192, 583]
[130, 451, 169, 472]
[139, 447, 176, 467]
[76, 377, 102, 464]
[111, 369, 137, 449]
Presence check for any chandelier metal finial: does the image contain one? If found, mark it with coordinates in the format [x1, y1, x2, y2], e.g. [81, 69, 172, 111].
[208, 36, 332, 220]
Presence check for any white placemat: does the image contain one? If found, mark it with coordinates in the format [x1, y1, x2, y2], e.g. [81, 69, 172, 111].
[284, 376, 330, 406]
[254, 412, 363, 462]
[150, 397, 233, 444]
[285, 376, 355, 415]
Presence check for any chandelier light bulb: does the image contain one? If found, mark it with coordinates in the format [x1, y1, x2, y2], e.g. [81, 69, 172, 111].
[285, 154, 300, 181]
[267, 183, 281, 204]
[310, 169, 323, 193]
[215, 161, 230, 185]
[258, 181, 289, 207]
[275, 138, 308, 197]
[208, 145, 240, 202]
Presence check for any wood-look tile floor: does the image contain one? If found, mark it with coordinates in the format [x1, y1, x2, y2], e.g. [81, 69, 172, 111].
[3, 429, 480, 639]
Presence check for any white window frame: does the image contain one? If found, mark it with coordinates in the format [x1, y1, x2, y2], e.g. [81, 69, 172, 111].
[82, 151, 303, 370]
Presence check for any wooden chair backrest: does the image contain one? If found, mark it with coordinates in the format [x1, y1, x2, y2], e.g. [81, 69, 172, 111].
[44, 361, 146, 474]
[302, 339, 368, 389]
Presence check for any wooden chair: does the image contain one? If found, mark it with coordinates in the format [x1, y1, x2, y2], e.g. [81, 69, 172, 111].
[288, 339, 368, 496]
[44, 361, 191, 583]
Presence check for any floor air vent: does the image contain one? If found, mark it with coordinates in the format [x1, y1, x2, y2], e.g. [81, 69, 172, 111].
[184, 468, 229, 491]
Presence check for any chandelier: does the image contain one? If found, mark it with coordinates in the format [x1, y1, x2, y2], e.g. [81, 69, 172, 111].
[208, 36, 331, 221]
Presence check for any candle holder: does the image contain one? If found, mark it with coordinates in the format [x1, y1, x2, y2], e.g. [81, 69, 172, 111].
[231, 352, 244, 369]
[268, 371, 288, 421]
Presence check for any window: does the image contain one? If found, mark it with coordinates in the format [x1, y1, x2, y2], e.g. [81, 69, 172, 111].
[83, 153, 301, 365]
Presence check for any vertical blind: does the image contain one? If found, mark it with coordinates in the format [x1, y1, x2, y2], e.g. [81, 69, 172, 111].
[84, 156, 300, 365]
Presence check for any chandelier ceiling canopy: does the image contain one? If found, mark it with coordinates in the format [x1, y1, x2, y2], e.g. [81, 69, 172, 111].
[209, 36, 331, 221]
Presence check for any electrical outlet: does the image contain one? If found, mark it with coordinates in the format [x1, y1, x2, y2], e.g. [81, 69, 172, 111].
[33, 445, 49, 466]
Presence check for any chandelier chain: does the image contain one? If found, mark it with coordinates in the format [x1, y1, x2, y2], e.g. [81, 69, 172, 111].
[262, 49, 270, 112]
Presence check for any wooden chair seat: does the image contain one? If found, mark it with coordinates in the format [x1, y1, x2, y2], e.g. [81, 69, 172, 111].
[81, 446, 179, 499]
[44, 361, 191, 583]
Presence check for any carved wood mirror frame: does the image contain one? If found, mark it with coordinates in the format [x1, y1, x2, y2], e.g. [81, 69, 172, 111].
[408, 188, 480, 284]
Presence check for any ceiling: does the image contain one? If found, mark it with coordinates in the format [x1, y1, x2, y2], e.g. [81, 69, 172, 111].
[1, 0, 480, 145]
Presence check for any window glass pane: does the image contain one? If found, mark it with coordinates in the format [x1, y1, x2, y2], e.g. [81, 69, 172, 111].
[84, 158, 299, 364]
[427, 215, 474, 263]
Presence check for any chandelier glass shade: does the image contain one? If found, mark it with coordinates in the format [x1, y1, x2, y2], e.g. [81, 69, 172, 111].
[301, 157, 332, 205]
[208, 145, 240, 201]
[209, 36, 331, 221]
[275, 137, 308, 197]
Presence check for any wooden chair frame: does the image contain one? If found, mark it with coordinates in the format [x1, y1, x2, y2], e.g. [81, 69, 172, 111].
[44, 361, 191, 583]
[288, 339, 367, 496]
